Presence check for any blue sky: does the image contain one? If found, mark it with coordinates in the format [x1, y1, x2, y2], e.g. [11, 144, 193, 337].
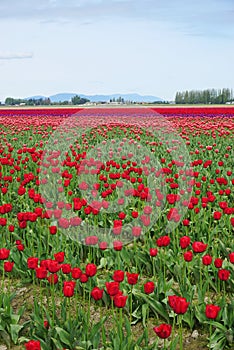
[0, 0, 234, 102]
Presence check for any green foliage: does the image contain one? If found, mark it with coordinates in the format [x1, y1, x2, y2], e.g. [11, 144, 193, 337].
[71, 95, 90, 105]
[175, 88, 234, 104]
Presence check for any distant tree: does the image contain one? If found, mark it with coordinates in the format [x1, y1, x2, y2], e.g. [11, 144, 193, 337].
[175, 88, 233, 104]
[71, 95, 90, 105]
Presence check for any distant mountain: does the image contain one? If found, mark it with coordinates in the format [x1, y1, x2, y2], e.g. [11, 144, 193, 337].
[26, 95, 46, 100]
[26, 93, 163, 103]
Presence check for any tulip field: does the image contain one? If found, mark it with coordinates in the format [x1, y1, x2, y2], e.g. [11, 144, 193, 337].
[0, 107, 233, 350]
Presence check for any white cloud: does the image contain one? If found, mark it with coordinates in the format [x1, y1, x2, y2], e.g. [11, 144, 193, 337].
[0, 52, 33, 60]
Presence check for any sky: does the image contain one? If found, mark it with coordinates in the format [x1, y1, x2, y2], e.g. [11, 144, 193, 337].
[0, 0, 234, 102]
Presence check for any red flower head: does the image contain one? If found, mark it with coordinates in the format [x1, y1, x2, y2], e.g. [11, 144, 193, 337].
[27, 257, 39, 269]
[0, 248, 10, 260]
[149, 248, 158, 257]
[49, 226, 57, 235]
[105, 281, 120, 296]
[202, 255, 212, 266]
[168, 295, 190, 314]
[144, 281, 155, 294]
[192, 241, 207, 253]
[35, 267, 47, 279]
[214, 258, 223, 268]
[205, 304, 221, 319]
[183, 251, 193, 262]
[47, 260, 61, 273]
[54, 251, 65, 263]
[126, 272, 139, 285]
[180, 236, 191, 249]
[71, 267, 82, 279]
[47, 273, 59, 285]
[91, 287, 104, 301]
[85, 263, 97, 277]
[61, 263, 71, 274]
[113, 270, 124, 282]
[229, 252, 234, 263]
[25, 340, 41, 350]
[80, 273, 89, 283]
[218, 269, 230, 281]
[63, 281, 76, 297]
[156, 235, 170, 247]
[213, 211, 222, 220]
[153, 323, 172, 339]
[113, 293, 128, 308]
[113, 240, 123, 251]
[4, 261, 14, 272]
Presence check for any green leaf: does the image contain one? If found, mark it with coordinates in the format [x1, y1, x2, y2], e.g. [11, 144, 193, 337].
[142, 304, 148, 328]
[133, 291, 169, 322]
[203, 321, 227, 332]
[55, 326, 71, 346]
[10, 324, 24, 344]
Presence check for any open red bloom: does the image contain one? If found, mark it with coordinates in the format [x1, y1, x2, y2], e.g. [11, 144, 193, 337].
[156, 235, 170, 247]
[0, 248, 10, 260]
[205, 304, 221, 319]
[192, 241, 207, 253]
[91, 287, 104, 301]
[113, 270, 124, 282]
[202, 254, 212, 266]
[168, 295, 190, 314]
[113, 293, 128, 308]
[214, 258, 223, 268]
[153, 324, 172, 339]
[85, 263, 97, 277]
[105, 281, 120, 296]
[149, 248, 158, 257]
[229, 252, 234, 263]
[144, 281, 155, 294]
[4, 261, 14, 272]
[27, 257, 39, 269]
[183, 251, 193, 262]
[213, 211, 222, 220]
[63, 281, 76, 297]
[25, 340, 41, 350]
[218, 269, 230, 281]
[180, 236, 191, 249]
[126, 272, 139, 285]
[54, 251, 64, 263]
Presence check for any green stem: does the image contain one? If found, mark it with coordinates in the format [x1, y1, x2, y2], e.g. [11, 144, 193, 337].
[119, 307, 123, 345]
[179, 315, 183, 350]
[130, 286, 133, 324]
[209, 322, 212, 350]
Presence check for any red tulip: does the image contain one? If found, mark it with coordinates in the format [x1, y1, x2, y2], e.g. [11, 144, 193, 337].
[113, 270, 124, 282]
[168, 295, 190, 314]
[25, 340, 41, 350]
[214, 258, 223, 268]
[126, 272, 139, 285]
[205, 304, 221, 319]
[149, 248, 158, 257]
[192, 241, 207, 253]
[153, 323, 172, 339]
[4, 261, 14, 272]
[105, 281, 120, 296]
[0, 248, 10, 260]
[144, 281, 155, 294]
[113, 293, 128, 308]
[202, 255, 212, 266]
[180, 236, 191, 249]
[91, 287, 104, 301]
[218, 269, 230, 281]
[85, 263, 97, 277]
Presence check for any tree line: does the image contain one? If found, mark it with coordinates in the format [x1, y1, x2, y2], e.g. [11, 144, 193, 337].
[175, 88, 234, 104]
[4, 95, 90, 106]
